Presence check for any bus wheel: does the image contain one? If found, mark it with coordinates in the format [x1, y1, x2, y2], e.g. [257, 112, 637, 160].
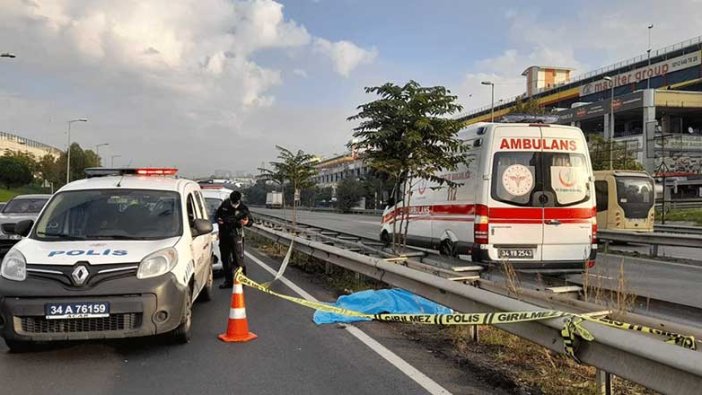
[440, 239, 457, 257]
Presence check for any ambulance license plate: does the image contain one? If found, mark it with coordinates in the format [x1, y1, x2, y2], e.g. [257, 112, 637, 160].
[498, 249, 534, 259]
[45, 302, 110, 319]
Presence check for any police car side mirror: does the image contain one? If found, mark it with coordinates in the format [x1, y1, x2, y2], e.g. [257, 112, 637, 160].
[193, 218, 213, 236]
[14, 219, 33, 237]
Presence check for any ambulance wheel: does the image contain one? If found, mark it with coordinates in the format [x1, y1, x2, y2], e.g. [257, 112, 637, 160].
[440, 239, 457, 257]
[198, 260, 214, 303]
[380, 231, 391, 247]
[172, 287, 193, 344]
[5, 339, 34, 353]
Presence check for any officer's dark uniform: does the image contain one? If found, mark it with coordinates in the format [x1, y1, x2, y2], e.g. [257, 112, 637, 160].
[216, 192, 253, 288]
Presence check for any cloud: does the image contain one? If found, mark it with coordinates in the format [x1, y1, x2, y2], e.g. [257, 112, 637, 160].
[293, 68, 308, 78]
[458, 45, 583, 111]
[313, 38, 378, 77]
[0, 0, 376, 175]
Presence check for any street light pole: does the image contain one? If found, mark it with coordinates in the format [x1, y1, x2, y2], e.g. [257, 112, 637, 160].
[96, 143, 109, 166]
[647, 24, 654, 89]
[481, 81, 495, 122]
[66, 118, 88, 184]
[603, 76, 615, 169]
[111, 155, 121, 167]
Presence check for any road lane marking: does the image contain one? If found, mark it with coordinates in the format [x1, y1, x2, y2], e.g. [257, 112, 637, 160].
[356, 220, 382, 225]
[585, 273, 615, 280]
[245, 250, 451, 395]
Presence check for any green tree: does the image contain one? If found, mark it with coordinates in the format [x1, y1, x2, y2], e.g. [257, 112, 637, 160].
[316, 186, 333, 207]
[348, 80, 467, 250]
[260, 146, 317, 225]
[336, 178, 366, 212]
[300, 186, 320, 208]
[243, 180, 270, 206]
[0, 155, 33, 189]
[37, 154, 61, 190]
[362, 170, 395, 209]
[56, 143, 101, 185]
[5, 151, 38, 174]
[588, 134, 643, 171]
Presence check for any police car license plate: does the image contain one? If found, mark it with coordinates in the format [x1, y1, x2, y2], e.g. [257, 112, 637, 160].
[498, 249, 534, 259]
[45, 302, 110, 319]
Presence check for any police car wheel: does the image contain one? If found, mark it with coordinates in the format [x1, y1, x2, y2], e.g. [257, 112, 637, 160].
[198, 261, 214, 302]
[172, 287, 193, 344]
[5, 339, 34, 353]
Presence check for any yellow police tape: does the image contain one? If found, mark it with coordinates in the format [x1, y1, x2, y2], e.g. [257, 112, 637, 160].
[234, 269, 696, 362]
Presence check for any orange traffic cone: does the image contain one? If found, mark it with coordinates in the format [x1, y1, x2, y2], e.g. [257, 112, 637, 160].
[218, 272, 257, 343]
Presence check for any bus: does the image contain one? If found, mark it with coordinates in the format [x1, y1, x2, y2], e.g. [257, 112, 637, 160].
[594, 170, 655, 231]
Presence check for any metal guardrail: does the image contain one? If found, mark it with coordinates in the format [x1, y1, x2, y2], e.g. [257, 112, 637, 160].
[251, 205, 384, 216]
[655, 224, 702, 235]
[598, 229, 702, 258]
[250, 222, 702, 394]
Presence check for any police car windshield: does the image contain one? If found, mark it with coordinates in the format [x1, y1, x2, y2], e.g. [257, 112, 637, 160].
[33, 189, 182, 241]
[2, 198, 48, 214]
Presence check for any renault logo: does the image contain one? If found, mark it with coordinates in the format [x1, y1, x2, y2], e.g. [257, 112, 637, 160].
[72, 265, 90, 286]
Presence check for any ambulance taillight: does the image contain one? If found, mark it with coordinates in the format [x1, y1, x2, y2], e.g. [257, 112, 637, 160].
[474, 204, 489, 245]
[590, 207, 597, 246]
[588, 207, 598, 269]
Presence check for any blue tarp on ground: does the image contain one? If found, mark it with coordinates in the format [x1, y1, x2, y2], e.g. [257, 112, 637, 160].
[313, 288, 453, 325]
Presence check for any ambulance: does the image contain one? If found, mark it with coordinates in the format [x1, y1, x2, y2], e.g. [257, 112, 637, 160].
[380, 121, 597, 273]
[0, 168, 215, 351]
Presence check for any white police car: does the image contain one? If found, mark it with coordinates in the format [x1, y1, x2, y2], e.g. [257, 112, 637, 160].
[0, 168, 214, 351]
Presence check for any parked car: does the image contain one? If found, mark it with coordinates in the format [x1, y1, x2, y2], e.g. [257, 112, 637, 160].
[0, 194, 51, 258]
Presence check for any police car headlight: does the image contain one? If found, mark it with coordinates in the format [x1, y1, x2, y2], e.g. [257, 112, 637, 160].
[137, 248, 178, 279]
[1, 249, 27, 281]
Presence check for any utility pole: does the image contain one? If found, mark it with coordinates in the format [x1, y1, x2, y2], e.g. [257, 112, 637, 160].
[481, 81, 495, 122]
[647, 24, 654, 89]
[603, 77, 615, 169]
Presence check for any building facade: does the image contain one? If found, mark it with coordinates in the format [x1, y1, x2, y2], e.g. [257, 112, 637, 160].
[313, 153, 369, 192]
[458, 35, 702, 182]
[0, 131, 63, 159]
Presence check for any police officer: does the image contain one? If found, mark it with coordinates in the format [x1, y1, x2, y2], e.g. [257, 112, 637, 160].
[216, 191, 253, 288]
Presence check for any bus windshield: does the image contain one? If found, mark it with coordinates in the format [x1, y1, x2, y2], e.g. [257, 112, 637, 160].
[615, 176, 654, 219]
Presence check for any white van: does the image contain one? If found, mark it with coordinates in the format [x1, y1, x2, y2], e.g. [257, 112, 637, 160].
[0, 168, 214, 351]
[380, 122, 597, 273]
[201, 186, 233, 272]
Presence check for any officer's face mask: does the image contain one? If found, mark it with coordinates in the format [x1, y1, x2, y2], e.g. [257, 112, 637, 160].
[231, 200, 240, 208]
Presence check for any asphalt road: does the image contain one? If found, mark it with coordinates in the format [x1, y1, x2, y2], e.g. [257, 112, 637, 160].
[0, 247, 505, 395]
[252, 208, 702, 311]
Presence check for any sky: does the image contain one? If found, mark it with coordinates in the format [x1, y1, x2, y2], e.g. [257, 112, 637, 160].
[1, 0, 701, 177]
